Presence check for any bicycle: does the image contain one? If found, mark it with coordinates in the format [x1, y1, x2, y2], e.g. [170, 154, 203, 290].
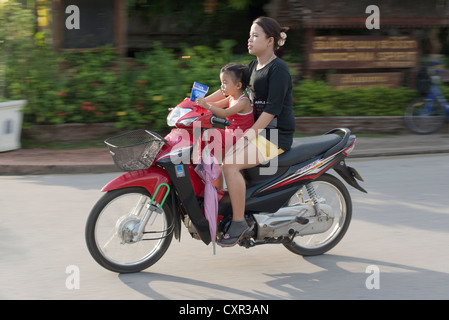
[404, 65, 449, 134]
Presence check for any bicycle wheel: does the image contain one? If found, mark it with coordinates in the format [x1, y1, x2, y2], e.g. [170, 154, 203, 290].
[404, 97, 445, 134]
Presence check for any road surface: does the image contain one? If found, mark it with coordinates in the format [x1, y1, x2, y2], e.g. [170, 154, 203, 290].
[1, 155, 448, 300]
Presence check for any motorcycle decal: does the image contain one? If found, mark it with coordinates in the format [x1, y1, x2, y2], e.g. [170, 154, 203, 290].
[157, 146, 193, 162]
[175, 165, 185, 178]
[260, 155, 339, 192]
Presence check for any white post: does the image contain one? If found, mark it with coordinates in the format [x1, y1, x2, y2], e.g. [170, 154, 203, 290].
[0, 100, 27, 152]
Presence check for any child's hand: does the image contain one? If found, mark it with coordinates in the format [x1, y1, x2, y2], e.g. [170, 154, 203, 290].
[195, 97, 207, 109]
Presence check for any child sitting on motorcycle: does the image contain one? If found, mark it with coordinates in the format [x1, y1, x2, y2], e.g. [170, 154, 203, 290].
[195, 62, 254, 154]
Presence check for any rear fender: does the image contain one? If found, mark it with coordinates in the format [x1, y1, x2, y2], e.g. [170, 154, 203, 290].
[333, 160, 367, 193]
[102, 166, 171, 203]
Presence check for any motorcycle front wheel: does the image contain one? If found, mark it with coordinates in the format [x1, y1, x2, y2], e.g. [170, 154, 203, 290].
[85, 187, 173, 273]
[283, 173, 352, 256]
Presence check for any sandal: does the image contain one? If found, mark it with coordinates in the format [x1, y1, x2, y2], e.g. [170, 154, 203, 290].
[217, 223, 249, 247]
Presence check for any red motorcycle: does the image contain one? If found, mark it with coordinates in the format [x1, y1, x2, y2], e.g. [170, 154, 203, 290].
[85, 98, 366, 273]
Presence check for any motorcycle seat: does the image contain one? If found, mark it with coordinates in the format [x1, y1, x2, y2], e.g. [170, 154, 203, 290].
[242, 134, 343, 190]
[275, 134, 342, 167]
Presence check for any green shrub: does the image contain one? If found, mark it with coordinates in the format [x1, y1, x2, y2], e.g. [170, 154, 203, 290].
[4, 41, 250, 132]
[5, 34, 423, 133]
[293, 80, 420, 117]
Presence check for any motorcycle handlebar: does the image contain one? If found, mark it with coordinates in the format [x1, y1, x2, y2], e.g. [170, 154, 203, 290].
[210, 115, 231, 127]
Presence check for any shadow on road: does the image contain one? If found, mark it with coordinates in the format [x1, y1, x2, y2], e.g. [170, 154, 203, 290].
[118, 254, 449, 299]
[264, 254, 449, 299]
[118, 272, 279, 299]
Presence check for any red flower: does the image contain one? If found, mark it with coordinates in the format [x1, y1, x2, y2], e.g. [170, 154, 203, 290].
[80, 102, 97, 112]
[57, 92, 67, 96]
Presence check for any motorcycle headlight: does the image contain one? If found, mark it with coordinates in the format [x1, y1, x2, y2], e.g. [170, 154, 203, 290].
[167, 107, 193, 126]
[178, 117, 198, 127]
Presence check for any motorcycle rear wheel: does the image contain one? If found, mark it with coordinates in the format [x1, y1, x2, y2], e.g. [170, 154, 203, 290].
[283, 173, 352, 256]
[85, 187, 173, 273]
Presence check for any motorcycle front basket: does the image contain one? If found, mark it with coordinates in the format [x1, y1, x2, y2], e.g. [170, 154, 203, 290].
[105, 130, 165, 171]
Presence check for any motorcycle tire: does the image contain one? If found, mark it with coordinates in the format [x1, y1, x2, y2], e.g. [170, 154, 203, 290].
[283, 173, 352, 256]
[404, 97, 446, 134]
[85, 187, 174, 273]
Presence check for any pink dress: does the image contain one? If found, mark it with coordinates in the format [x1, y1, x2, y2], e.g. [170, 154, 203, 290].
[220, 94, 254, 150]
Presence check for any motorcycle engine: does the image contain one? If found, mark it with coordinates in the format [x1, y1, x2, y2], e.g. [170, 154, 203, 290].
[183, 216, 201, 240]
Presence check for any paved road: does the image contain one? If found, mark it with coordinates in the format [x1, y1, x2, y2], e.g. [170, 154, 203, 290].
[1, 155, 449, 300]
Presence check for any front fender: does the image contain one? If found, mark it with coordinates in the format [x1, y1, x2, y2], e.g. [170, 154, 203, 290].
[102, 166, 171, 202]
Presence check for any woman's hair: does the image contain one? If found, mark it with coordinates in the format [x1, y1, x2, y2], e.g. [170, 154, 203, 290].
[220, 63, 250, 90]
[253, 16, 288, 51]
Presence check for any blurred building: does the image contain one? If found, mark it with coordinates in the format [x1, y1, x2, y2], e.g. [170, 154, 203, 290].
[51, 0, 127, 55]
[272, 0, 449, 29]
[269, 0, 449, 87]
[48, 0, 449, 87]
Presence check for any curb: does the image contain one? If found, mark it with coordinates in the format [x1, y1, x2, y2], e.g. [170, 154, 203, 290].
[351, 149, 449, 159]
[0, 164, 118, 175]
[1, 148, 448, 176]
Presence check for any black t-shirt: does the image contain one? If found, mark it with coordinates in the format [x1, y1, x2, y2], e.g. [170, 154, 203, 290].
[247, 58, 295, 151]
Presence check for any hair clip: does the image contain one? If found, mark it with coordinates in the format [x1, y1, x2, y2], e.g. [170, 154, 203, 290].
[278, 32, 287, 46]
